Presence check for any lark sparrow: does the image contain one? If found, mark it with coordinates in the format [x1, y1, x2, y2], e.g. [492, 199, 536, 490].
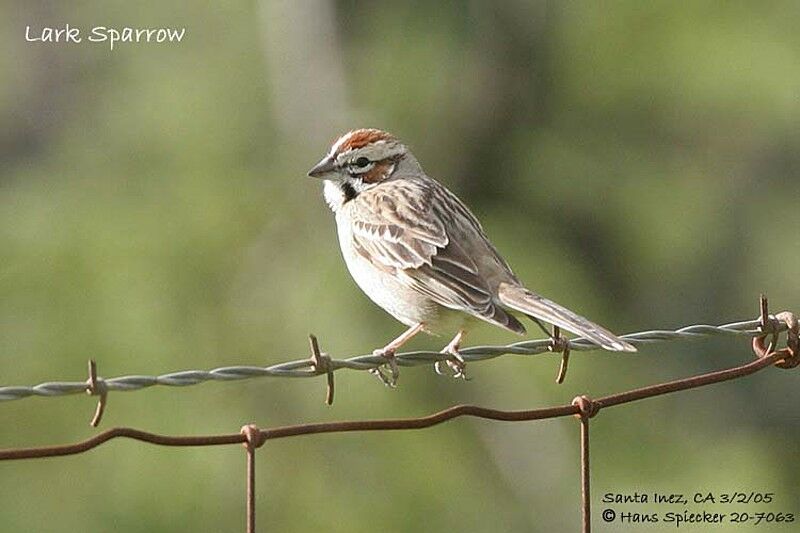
[308, 129, 635, 385]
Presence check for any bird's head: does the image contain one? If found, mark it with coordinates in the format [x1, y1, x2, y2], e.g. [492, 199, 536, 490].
[307, 129, 412, 196]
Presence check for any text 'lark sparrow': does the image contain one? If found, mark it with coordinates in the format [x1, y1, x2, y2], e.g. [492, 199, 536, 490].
[308, 129, 635, 385]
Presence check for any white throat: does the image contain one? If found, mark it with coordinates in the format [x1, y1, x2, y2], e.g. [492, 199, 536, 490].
[323, 180, 348, 212]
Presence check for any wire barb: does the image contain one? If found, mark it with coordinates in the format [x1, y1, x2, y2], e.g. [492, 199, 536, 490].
[0, 295, 797, 533]
[0, 301, 795, 406]
[308, 334, 335, 405]
[550, 326, 572, 384]
[752, 297, 798, 369]
[85, 360, 108, 427]
[3, 319, 795, 463]
[757, 294, 780, 354]
[775, 311, 799, 367]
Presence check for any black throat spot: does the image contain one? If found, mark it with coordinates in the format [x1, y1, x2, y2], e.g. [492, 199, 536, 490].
[341, 181, 358, 203]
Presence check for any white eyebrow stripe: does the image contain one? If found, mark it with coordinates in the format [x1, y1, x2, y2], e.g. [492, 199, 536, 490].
[329, 130, 359, 157]
[335, 148, 354, 160]
[335, 143, 405, 164]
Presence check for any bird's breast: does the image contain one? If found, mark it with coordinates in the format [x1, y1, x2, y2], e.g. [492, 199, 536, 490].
[333, 210, 446, 330]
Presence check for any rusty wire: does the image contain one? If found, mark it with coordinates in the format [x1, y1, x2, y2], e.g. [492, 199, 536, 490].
[0, 313, 790, 426]
[1, 296, 798, 533]
[1, 337, 793, 460]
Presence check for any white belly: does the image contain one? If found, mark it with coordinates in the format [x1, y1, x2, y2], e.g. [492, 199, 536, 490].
[334, 211, 465, 334]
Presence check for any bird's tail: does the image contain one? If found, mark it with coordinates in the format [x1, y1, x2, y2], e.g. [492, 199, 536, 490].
[497, 283, 636, 352]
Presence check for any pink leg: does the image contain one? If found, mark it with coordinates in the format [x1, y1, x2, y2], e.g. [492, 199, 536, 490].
[435, 329, 468, 380]
[370, 323, 424, 387]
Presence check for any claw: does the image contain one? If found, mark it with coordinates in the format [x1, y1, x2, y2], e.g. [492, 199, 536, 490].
[435, 329, 469, 380]
[370, 348, 399, 387]
[367, 324, 424, 387]
[435, 341, 470, 381]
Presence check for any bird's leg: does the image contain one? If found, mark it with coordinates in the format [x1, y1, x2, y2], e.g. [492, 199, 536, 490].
[370, 323, 424, 387]
[435, 329, 468, 380]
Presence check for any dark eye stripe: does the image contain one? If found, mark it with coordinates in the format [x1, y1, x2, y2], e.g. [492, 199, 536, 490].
[348, 159, 374, 175]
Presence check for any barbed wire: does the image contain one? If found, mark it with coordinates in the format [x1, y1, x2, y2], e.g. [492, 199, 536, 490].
[1, 339, 794, 461]
[1, 296, 798, 533]
[0, 317, 787, 407]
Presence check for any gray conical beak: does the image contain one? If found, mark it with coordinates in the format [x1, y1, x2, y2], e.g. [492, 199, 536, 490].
[307, 156, 336, 178]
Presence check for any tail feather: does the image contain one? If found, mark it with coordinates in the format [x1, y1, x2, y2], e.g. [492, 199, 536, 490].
[489, 305, 527, 336]
[497, 283, 636, 352]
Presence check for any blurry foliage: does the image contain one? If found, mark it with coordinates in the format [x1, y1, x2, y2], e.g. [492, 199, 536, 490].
[1, 1, 798, 531]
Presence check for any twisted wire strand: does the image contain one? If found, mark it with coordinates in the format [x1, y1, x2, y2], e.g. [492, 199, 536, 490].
[0, 318, 785, 402]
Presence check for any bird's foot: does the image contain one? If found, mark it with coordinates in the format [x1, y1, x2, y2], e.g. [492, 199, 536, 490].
[369, 347, 399, 387]
[435, 346, 469, 381]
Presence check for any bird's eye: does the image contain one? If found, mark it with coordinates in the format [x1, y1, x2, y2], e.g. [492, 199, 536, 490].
[354, 157, 371, 168]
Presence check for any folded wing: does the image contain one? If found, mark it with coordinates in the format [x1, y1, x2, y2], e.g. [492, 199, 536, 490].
[348, 179, 524, 334]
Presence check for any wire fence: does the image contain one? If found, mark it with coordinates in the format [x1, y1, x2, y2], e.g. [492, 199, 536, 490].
[1, 296, 798, 533]
[1, 302, 794, 416]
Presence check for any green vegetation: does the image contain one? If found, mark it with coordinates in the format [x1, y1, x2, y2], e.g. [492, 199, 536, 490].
[2, 2, 798, 531]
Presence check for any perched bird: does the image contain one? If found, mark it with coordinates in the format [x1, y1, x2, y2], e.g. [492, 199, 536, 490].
[307, 128, 635, 385]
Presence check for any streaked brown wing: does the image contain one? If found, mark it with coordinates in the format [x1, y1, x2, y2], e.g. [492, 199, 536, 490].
[347, 178, 524, 333]
[348, 181, 445, 269]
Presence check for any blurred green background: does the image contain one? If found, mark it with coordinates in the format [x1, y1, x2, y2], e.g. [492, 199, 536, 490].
[2, 1, 799, 531]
